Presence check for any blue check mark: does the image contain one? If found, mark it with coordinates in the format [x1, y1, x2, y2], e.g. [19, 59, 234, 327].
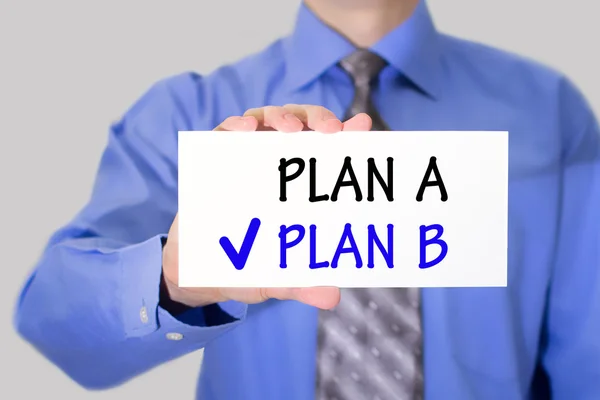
[219, 218, 261, 270]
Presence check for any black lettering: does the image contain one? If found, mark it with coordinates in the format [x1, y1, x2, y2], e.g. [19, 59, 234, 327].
[309, 158, 329, 202]
[331, 157, 363, 202]
[367, 157, 394, 202]
[279, 158, 305, 202]
[416, 156, 448, 202]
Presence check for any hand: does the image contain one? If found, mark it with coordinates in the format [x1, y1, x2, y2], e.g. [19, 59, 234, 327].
[162, 105, 371, 311]
[162, 213, 340, 310]
[214, 104, 372, 132]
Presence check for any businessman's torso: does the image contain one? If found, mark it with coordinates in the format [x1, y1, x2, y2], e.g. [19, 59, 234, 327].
[141, 33, 579, 400]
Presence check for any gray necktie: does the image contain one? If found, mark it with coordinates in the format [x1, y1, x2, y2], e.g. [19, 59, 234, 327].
[315, 49, 424, 400]
[340, 49, 390, 131]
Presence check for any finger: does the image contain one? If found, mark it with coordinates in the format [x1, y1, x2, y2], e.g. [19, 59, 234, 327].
[262, 287, 341, 309]
[294, 287, 341, 309]
[214, 116, 259, 132]
[305, 106, 343, 133]
[167, 213, 179, 242]
[342, 113, 373, 131]
[282, 104, 343, 133]
[244, 107, 304, 133]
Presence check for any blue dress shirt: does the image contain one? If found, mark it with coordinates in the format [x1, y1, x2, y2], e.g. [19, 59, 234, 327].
[14, 1, 600, 399]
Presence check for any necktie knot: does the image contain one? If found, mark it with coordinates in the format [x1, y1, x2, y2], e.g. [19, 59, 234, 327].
[338, 49, 390, 129]
[339, 49, 388, 85]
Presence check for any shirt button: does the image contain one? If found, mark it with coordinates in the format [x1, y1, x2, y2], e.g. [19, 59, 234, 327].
[139, 306, 149, 324]
[166, 332, 184, 341]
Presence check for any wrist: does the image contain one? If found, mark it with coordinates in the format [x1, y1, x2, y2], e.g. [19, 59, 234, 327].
[159, 274, 193, 316]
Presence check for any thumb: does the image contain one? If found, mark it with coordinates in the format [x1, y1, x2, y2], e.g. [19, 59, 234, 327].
[262, 287, 341, 310]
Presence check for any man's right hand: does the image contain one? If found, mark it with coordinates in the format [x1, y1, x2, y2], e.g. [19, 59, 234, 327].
[162, 105, 372, 311]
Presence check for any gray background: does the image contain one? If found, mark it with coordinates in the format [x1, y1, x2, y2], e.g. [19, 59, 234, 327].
[0, 0, 598, 398]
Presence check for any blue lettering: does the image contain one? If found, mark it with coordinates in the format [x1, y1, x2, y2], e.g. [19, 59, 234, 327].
[279, 224, 305, 268]
[331, 223, 363, 268]
[367, 224, 394, 268]
[419, 224, 447, 269]
[309, 224, 329, 269]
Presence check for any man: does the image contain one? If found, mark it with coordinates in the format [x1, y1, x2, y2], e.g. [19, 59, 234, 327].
[14, 0, 600, 399]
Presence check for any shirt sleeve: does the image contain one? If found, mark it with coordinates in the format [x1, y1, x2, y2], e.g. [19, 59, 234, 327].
[542, 79, 600, 398]
[13, 73, 248, 390]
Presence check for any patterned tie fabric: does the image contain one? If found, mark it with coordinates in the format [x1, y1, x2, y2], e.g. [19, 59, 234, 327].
[315, 49, 424, 400]
[339, 49, 390, 131]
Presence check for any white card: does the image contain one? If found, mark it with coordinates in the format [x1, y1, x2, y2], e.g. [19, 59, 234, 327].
[178, 130, 508, 288]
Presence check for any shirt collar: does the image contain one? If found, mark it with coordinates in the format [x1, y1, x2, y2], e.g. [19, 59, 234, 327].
[283, 0, 443, 99]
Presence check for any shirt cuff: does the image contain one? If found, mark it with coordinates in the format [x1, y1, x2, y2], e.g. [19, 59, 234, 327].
[119, 234, 248, 339]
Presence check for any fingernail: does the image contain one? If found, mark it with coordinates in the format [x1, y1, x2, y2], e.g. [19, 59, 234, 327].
[284, 113, 298, 122]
